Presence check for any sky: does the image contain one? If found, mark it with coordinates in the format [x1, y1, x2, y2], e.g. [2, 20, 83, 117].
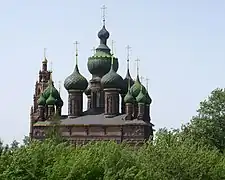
[0, 0, 225, 144]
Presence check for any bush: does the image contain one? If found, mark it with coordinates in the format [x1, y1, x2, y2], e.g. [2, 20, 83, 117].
[0, 131, 225, 180]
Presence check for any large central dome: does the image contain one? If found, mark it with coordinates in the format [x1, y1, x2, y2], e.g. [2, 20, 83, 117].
[87, 25, 118, 78]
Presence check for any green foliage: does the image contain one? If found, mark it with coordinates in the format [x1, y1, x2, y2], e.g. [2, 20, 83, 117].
[183, 88, 225, 151]
[45, 113, 64, 144]
[1, 88, 225, 179]
[0, 133, 225, 180]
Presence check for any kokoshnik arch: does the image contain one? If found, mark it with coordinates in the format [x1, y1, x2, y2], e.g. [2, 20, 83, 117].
[30, 6, 154, 145]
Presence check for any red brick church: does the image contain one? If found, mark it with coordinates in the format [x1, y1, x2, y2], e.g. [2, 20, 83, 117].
[30, 7, 154, 145]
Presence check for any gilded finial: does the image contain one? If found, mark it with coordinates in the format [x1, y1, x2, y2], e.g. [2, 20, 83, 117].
[74, 41, 79, 65]
[135, 58, 140, 76]
[101, 5, 107, 26]
[111, 40, 114, 65]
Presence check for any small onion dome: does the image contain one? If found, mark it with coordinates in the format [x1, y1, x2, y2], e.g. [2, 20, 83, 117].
[46, 93, 56, 105]
[121, 74, 134, 95]
[87, 51, 118, 77]
[98, 25, 110, 40]
[56, 97, 64, 107]
[136, 86, 147, 104]
[146, 93, 152, 105]
[43, 81, 60, 99]
[124, 90, 135, 104]
[64, 65, 88, 91]
[130, 76, 147, 97]
[84, 84, 91, 96]
[37, 94, 46, 106]
[101, 66, 124, 89]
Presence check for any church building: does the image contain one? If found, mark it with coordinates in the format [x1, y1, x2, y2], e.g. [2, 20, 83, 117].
[30, 8, 154, 145]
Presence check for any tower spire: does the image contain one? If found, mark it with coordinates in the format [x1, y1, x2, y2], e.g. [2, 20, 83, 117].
[74, 41, 79, 65]
[101, 5, 107, 26]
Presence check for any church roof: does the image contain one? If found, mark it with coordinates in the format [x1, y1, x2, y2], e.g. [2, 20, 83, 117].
[34, 113, 153, 127]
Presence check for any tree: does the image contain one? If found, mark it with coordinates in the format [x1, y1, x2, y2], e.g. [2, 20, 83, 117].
[45, 113, 64, 144]
[10, 140, 19, 149]
[23, 136, 31, 146]
[182, 88, 225, 151]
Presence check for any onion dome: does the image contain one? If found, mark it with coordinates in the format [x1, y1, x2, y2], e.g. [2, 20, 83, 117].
[64, 65, 88, 91]
[46, 93, 56, 105]
[46, 85, 56, 105]
[37, 93, 46, 106]
[88, 51, 118, 77]
[43, 78, 60, 99]
[98, 25, 109, 39]
[101, 65, 123, 89]
[87, 24, 118, 77]
[136, 85, 147, 104]
[96, 24, 110, 53]
[101, 44, 123, 89]
[124, 90, 135, 104]
[121, 53, 134, 94]
[123, 72, 134, 94]
[64, 42, 88, 91]
[130, 75, 147, 97]
[146, 93, 152, 105]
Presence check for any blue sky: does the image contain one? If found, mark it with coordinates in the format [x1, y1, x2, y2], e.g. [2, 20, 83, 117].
[0, 0, 225, 144]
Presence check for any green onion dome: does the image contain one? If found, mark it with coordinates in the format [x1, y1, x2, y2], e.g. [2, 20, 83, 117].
[101, 65, 124, 90]
[87, 25, 118, 77]
[136, 86, 147, 104]
[87, 49, 119, 77]
[46, 92, 56, 105]
[43, 81, 60, 99]
[55, 97, 64, 107]
[146, 93, 152, 105]
[37, 93, 46, 106]
[130, 76, 147, 97]
[64, 65, 88, 91]
[124, 90, 135, 104]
